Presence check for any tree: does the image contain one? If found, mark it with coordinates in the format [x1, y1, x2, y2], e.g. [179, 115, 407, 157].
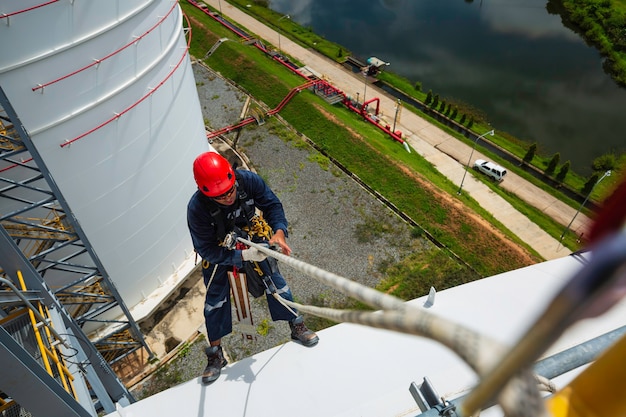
[467, 117, 474, 128]
[460, 114, 466, 124]
[523, 143, 537, 165]
[432, 94, 439, 108]
[582, 172, 599, 195]
[546, 152, 560, 176]
[414, 81, 422, 92]
[425, 90, 432, 105]
[556, 160, 570, 184]
[451, 107, 458, 119]
[439, 100, 446, 112]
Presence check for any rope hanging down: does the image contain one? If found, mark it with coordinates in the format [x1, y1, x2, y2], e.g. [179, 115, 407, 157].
[237, 237, 550, 417]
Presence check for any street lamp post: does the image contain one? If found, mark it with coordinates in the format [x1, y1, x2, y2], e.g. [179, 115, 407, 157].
[277, 14, 290, 55]
[457, 129, 495, 195]
[362, 71, 367, 112]
[218, 0, 222, 15]
[392, 99, 401, 133]
[560, 169, 611, 242]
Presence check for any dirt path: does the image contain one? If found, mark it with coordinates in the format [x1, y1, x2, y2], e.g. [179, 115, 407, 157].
[198, 0, 590, 260]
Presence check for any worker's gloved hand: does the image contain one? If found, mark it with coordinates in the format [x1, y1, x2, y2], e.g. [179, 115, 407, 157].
[241, 248, 267, 263]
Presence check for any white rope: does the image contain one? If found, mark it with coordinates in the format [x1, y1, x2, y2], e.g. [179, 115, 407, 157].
[239, 238, 549, 417]
[535, 374, 557, 394]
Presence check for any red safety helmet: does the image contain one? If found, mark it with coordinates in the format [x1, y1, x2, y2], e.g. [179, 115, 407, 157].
[193, 152, 235, 197]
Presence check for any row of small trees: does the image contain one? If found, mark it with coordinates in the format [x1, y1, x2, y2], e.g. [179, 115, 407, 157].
[523, 143, 617, 194]
[424, 90, 475, 129]
[420, 83, 619, 197]
[423, 87, 616, 196]
[523, 143, 571, 185]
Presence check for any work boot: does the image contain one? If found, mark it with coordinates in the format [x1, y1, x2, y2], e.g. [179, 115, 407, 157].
[289, 316, 319, 347]
[202, 345, 227, 384]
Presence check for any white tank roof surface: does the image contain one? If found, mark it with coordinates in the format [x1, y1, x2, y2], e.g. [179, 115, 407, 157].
[0, 0, 211, 324]
[103, 252, 626, 417]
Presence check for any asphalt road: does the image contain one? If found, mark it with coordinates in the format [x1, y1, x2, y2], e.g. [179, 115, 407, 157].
[197, 0, 592, 260]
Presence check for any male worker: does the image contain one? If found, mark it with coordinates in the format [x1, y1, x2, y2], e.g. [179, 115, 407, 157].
[187, 151, 319, 384]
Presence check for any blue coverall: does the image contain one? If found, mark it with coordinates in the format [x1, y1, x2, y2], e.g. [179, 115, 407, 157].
[187, 169, 297, 341]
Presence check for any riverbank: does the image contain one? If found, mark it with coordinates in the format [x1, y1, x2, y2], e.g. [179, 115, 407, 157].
[556, 0, 626, 87]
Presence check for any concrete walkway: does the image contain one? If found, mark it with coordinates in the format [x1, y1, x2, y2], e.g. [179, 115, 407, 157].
[199, 0, 591, 260]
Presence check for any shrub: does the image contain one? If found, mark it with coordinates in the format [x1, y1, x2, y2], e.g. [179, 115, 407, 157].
[592, 153, 616, 171]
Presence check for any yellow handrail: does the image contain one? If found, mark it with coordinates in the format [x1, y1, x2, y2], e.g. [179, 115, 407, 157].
[15, 271, 76, 396]
[17, 270, 54, 376]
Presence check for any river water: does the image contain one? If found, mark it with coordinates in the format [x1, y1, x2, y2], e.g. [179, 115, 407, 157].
[269, 0, 626, 175]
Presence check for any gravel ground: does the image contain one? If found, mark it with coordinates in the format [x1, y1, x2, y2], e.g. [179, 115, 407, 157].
[132, 62, 431, 398]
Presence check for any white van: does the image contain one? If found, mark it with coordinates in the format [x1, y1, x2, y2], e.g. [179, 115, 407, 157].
[473, 159, 507, 182]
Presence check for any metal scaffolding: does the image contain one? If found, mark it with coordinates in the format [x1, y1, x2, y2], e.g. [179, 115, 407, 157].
[0, 86, 152, 416]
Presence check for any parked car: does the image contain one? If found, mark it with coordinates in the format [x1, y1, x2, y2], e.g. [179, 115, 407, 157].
[473, 159, 507, 182]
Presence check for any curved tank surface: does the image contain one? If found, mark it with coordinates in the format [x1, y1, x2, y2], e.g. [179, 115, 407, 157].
[0, 0, 211, 326]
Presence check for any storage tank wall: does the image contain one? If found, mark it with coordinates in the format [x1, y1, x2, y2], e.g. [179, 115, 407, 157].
[0, 0, 210, 313]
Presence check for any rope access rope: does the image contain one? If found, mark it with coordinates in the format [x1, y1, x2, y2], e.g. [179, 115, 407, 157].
[242, 226, 626, 417]
[460, 228, 626, 416]
[237, 237, 548, 417]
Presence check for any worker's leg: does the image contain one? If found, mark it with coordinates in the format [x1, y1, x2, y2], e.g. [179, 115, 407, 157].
[257, 259, 296, 321]
[258, 260, 319, 346]
[201, 261, 231, 384]
[202, 261, 233, 341]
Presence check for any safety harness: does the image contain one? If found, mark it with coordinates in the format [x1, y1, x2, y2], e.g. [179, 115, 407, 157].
[203, 170, 278, 298]
[201, 172, 254, 242]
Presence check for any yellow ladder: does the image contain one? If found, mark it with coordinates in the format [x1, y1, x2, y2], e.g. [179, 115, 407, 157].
[15, 270, 77, 397]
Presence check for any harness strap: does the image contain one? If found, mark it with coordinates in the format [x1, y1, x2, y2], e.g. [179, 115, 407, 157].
[205, 170, 257, 243]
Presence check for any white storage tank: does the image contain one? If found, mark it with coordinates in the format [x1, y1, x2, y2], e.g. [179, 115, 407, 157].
[0, 0, 210, 324]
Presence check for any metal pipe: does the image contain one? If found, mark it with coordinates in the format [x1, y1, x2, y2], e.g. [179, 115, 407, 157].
[413, 326, 626, 417]
[534, 325, 626, 379]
